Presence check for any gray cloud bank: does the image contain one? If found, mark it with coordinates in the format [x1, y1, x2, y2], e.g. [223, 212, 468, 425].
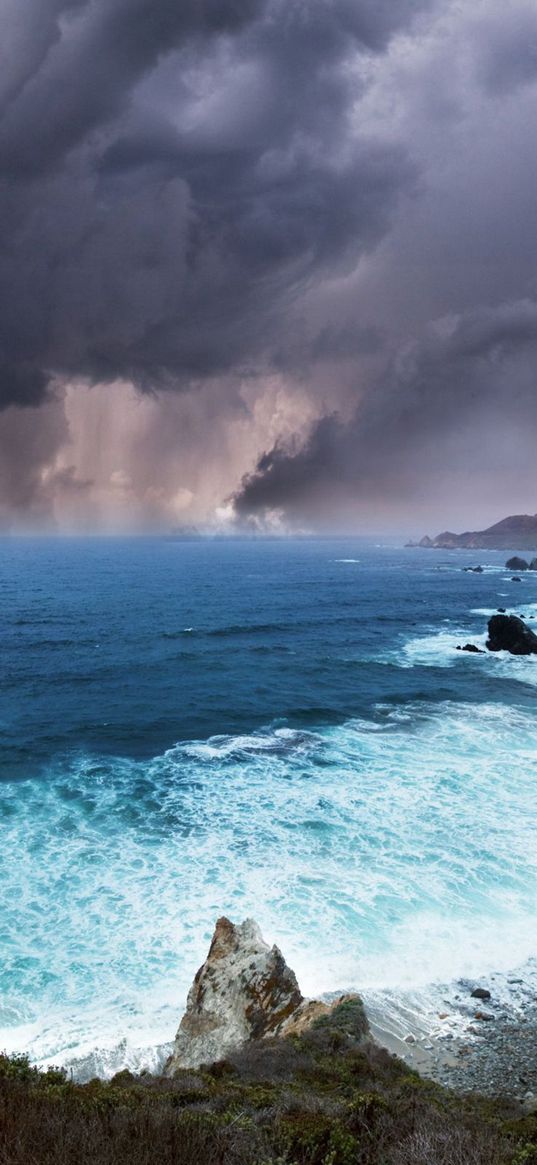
[234, 300, 537, 526]
[2, 0, 537, 529]
[0, 0, 426, 410]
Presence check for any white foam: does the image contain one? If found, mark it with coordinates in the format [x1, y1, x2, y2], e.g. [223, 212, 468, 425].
[398, 620, 537, 686]
[2, 703, 537, 1074]
[471, 608, 504, 616]
[399, 628, 488, 667]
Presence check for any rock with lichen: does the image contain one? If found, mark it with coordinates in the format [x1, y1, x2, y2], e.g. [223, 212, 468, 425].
[166, 917, 367, 1071]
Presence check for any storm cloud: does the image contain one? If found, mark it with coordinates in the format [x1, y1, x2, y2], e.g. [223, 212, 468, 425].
[2, 0, 537, 530]
[0, 0, 428, 413]
[234, 299, 537, 527]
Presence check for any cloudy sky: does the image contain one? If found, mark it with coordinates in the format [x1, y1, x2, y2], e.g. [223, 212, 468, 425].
[2, 0, 537, 534]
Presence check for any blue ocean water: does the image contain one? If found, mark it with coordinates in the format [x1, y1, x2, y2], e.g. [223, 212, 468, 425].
[1, 536, 537, 1074]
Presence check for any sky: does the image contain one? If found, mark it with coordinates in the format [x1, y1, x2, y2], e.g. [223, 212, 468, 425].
[2, 0, 537, 534]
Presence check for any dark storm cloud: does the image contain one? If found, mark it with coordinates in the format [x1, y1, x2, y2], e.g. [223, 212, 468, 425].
[233, 299, 537, 519]
[0, 0, 262, 177]
[0, 0, 427, 412]
[0, 363, 51, 409]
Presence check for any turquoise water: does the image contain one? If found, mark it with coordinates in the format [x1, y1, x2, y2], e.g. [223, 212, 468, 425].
[1, 537, 537, 1073]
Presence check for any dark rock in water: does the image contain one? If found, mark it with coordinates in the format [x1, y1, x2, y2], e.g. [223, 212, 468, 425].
[487, 614, 537, 655]
[456, 643, 484, 653]
[463, 565, 484, 573]
[506, 557, 529, 571]
[497, 608, 506, 613]
[512, 577, 522, 582]
[471, 988, 492, 1000]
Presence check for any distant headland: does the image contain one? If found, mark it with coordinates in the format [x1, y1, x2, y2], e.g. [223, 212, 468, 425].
[407, 513, 537, 550]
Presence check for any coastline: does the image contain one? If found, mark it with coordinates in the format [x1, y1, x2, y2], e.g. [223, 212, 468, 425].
[366, 971, 537, 1105]
[21, 959, 537, 1107]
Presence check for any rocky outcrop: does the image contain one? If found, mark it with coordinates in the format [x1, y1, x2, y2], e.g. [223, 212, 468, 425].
[506, 557, 529, 571]
[456, 643, 484, 653]
[166, 917, 368, 1072]
[487, 614, 537, 655]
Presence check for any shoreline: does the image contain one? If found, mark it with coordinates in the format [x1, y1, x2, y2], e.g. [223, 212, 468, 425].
[366, 973, 537, 1106]
[17, 962, 537, 1106]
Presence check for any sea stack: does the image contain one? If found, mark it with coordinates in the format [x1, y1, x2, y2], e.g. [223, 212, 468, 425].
[505, 557, 529, 571]
[166, 917, 368, 1072]
[487, 614, 537, 655]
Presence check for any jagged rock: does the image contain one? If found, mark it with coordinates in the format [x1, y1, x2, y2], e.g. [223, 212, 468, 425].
[506, 557, 529, 570]
[463, 565, 484, 573]
[166, 917, 367, 1072]
[487, 614, 537, 655]
[456, 643, 484, 653]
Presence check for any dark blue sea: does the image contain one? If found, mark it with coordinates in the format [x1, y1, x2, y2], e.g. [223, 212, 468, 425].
[2, 536, 537, 1074]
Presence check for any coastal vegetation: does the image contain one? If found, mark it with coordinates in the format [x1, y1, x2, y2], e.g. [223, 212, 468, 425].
[1, 1003, 536, 1165]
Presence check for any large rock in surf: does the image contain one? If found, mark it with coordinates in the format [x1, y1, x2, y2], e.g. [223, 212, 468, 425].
[166, 917, 368, 1072]
[487, 614, 537, 655]
[506, 556, 529, 571]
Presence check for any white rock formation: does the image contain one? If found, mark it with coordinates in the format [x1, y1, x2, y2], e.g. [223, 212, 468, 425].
[166, 916, 367, 1072]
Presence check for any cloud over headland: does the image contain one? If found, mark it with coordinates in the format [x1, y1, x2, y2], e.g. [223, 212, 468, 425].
[1, 0, 537, 530]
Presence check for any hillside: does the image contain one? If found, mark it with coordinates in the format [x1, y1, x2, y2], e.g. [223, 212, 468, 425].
[409, 514, 537, 550]
[1, 1010, 535, 1165]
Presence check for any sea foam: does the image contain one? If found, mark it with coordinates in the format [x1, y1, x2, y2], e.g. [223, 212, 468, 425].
[2, 701, 537, 1075]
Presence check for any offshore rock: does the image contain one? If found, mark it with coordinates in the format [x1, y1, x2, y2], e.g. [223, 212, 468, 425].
[166, 917, 367, 1071]
[487, 614, 537, 655]
[506, 557, 529, 571]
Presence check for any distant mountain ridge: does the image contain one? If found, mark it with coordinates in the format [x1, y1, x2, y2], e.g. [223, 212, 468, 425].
[408, 513, 537, 550]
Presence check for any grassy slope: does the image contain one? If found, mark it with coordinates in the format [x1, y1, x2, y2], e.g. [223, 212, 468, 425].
[0, 1002, 536, 1165]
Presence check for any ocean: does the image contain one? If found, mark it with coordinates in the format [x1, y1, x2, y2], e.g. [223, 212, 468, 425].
[1, 536, 537, 1076]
